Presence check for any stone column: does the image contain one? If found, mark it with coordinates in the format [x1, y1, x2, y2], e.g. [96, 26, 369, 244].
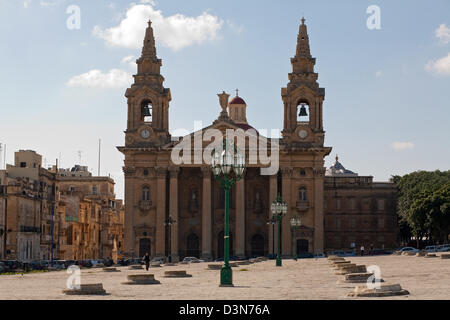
[201, 166, 212, 260]
[155, 167, 167, 258]
[169, 166, 180, 262]
[313, 167, 325, 254]
[268, 174, 278, 255]
[123, 166, 136, 257]
[235, 175, 245, 258]
[281, 167, 293, 257]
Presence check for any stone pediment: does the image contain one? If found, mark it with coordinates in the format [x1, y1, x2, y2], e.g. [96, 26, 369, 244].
[284, 84, 325, 101]
[167, 118, 265, 151]
[126, 84, 171, 100]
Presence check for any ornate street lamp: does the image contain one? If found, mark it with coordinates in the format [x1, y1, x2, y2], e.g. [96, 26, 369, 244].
[271, 194, 287, 267]
[290, 215, 302, 261]
[211, 139, 245, 287]
[165, 216, 176, 263]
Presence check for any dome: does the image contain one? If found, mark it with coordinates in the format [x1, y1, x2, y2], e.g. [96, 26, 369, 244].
[326, 155, 358, 177]
[229, 96, 246, 105]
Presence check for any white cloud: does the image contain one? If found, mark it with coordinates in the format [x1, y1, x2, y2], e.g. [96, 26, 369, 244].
[40, 0, 64, 7]
[121, 55, 136, 69]
[375, 70, 383, 77]
[66, 69, 132, 89]
[391, 142, 415, 151]
[425, 53, 450, 76]
[436, 24, 450, 45]
[227, 20, 244, 35]
[23, 0, 31, 8]
[93, 3, 223, 51]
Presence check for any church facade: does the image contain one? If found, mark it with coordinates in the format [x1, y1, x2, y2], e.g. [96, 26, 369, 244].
[118, 19, 398, 261]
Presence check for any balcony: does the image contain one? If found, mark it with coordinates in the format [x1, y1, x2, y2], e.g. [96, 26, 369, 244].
[295, 200, 310, 212]
[20, 226, 40, 233]
[138, 200, 153, 211]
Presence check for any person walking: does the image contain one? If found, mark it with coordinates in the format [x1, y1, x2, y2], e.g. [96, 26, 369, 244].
[360, 245, 365, 256]
[143, 252, 150, 271]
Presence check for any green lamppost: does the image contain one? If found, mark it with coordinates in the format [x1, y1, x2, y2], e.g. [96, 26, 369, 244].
[290, 215, 302, 261]
[211, 140, 245, 287]
[271, 194, 287, 267]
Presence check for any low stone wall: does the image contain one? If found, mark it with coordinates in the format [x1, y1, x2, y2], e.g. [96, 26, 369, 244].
[348, 283, 409, 297]
[122, 274, 161, 285]
[63, 283, 107, 295]
[164, 270, 192, 278]
[338, 273, 384, 284]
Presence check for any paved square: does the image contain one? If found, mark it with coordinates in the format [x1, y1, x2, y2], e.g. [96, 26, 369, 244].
[0, 255, 449, 300]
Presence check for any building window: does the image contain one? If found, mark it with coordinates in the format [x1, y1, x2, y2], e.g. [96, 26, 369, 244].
[141, 100, 153, 122]
[350, 198, 356, 210]
[377, 199, 385, 211]
[350, 217, 356, 229]
[92, 186, 98, 195]
[143, 169, 149, 176]
[142, 186, 150, 201]
[298, 187, 307, 201]
[20, 162, 26, 168]
[335, 218, 341, 230]
[297, 101, 310, 123]
[300, 169, 306, 176]
[335, 199, 341, 211]
[378, 218, 385, 229]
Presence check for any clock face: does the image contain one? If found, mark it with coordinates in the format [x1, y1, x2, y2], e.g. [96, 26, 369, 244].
[141, 129, 150, 139]
[298, 130, 308, 139]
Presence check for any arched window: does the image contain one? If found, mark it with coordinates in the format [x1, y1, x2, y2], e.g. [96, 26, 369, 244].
[298, 187, 307, 201]
[142, 186, 150, 201]
[297, 101, 310, 123]
[141, 100, 153, 122]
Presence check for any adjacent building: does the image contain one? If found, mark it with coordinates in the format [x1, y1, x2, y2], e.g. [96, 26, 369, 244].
[0, 150, 124, 262]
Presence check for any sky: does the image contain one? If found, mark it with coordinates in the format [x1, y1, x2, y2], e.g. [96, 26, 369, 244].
[0, 0, 449, 200]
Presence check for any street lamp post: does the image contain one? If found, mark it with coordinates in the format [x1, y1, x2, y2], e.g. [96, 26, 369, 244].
[266, 217, 276, 257]
[165, 216, 176, 263]
[211, 139, 245, 287]
[290, 215, 302, 261]
[271, 194, 287, 267]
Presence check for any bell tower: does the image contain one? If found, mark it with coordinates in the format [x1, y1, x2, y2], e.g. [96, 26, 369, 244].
[124, 20, 171, 146]
[281, 17, 325, 146]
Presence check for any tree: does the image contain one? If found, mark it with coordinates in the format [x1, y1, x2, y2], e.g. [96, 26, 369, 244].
[395, 171, 450, 247]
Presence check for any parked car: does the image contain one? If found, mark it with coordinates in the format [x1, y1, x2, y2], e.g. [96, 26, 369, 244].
[397, 247, 419, 253]
[425, 245, 438, 252]
[0, 262, 7, 273]
[1, 260, 23, 272]
[328, 250, 346, 257]
[371, 249, 392, 256]
[314, 253, 326, 258]
[29, 260, 45, 270]
[65, 260, 77, 268]
[181, 257, 205, 264]
[151, 257, 165, 264]
[298, 252, 314, 259]
[437, 244, 450, 252]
